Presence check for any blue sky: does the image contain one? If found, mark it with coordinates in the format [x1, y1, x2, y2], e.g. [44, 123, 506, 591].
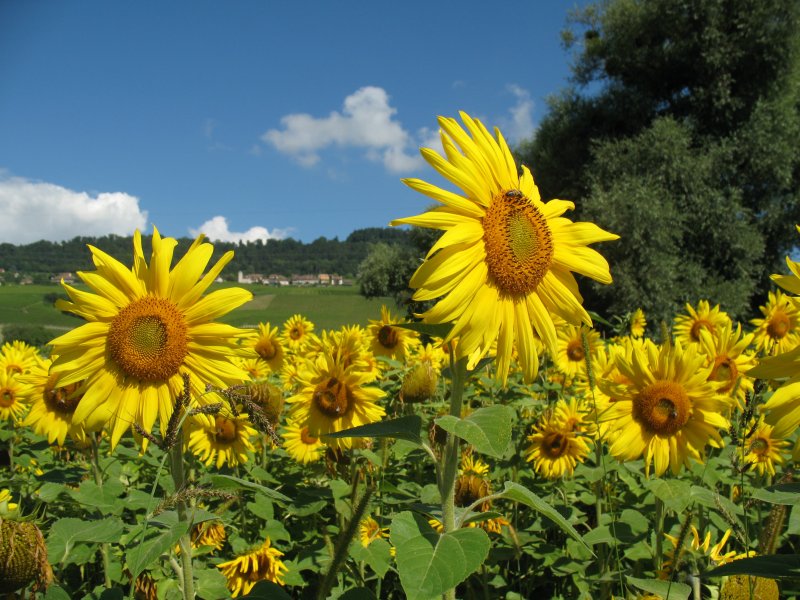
[0, 1, 588, 245]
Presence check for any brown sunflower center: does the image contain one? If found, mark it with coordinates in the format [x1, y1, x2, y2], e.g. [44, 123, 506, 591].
[377, 325, 399, 349]
[0, 388, 15, 408]
[542, 431, 569, 459]
[566, 340, 585, 362]
[289, 326, 303, 341]
[254, 337, 278, 360]
[633, 380, 691, 436]
[689, 319, 715, 342]
[313, 377, 351, 418]
[749, 437, 769, 455]
[108, 296, 188, 382]
[767, 311, 791, 339]
[300, 427, 318, 445]
[214, 416, 238, 443]
[482, 189, 553, 297]
[44, 374, 82, 414]
[709, 355, 739, 393]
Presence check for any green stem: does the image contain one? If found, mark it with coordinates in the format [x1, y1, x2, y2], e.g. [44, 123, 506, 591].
[90, 437, 112, 589]
[169, 442, 196, 600]
[440, 355, 469, 600]
[654, 496, 665, 572]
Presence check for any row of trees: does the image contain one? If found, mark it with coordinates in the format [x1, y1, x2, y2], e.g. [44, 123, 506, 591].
[0, 227, 416, 281]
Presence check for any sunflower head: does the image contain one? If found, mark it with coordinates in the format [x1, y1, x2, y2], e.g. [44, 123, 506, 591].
[217, 538, 288, 597]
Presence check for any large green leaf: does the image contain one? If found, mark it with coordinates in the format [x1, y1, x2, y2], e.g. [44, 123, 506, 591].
[434, 406, 513, 458]
[325, 415, 423, 445]
[126, 511, 190, 580]
[207, 474, 291, 503]
[240, 580, 293, 599]
[46, 517, 124, 564]
[706, 554, 800, 578]
[751, 487, 800, 505]
[627, 576, 691, 599]
[645, 479, 692, 513]
[390, 511, 489, 600]
[499, 481, 590, 551]
[350, 538, 392, 577]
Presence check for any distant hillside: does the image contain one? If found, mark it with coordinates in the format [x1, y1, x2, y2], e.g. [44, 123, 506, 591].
[0, 227, 416, 279]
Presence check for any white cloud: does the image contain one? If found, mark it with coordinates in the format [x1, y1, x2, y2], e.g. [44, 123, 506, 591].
[0, 176, 148, 244]
[189, 216, 293, 244]
[502, 85, 535, 143]
[262, 86, 423, 173]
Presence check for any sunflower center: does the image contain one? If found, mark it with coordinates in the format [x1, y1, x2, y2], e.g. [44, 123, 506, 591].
[300, 427, 318, 445]
[749, 437, 769, 455]
[214, 416, 238, 443]
[482, 189, 553, 297]
[377, 325, 399, 349]
[767, 311, 791, 339]
[255, 338, 277, 360]
[689, 319, 715, 342]
[313, 377, 351, 417]
[542, 431, 569, 458]
[289, 326, 303, 341]
[108, 296, 188, 382]
[709, 355, 739, 393]
[0, 388, 15, 408]
[633, 380, 691, 436]
[566, 340, 585, 362]
[44, 374, 82, 414]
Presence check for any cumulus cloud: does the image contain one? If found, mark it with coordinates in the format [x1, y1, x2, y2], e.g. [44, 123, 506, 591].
[0, 176, 148, 244]
[190, 216, 293, 244]
[262, 86, 424, 173]
[502, 85, 535, 143]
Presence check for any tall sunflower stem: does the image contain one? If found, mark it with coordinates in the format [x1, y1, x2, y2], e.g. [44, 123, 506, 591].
[90, 437, 112, 589]
[440, 355, 468, 600]
[169, 441, 196, 600]
[654, 496, 665, 572]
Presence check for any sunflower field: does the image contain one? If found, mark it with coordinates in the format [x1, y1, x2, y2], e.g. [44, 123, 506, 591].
[3, 113, 800, 600]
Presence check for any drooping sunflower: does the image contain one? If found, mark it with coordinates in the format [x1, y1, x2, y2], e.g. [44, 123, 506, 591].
[287, 352, 385, 450]
[359, 516, 390, 548]
[391, 112, 618, 383]
[217, 537, 288, 596]
[186, 411, 257, 469]
[367, 305, 420, 362]
[673, 300, 732, 346]
[630, 308, 647, 338]
[191, 521, 227, 553]
[21, 356, 87, 446]
[552, 323, 601, 380]
[598, 339, 730, 476]
[751, 289, 800, 355]
[0, 369, 31, 422]
[661, 526, 738, 579]
[252, 322, 285, 372]
[281, 314, 315, 353]
[697, 323, 756, 408]
[281, 418, 326, 464]
[0, 341, 38, 375]
[48, 227, 253, 449]
[742, 420, 788, 477]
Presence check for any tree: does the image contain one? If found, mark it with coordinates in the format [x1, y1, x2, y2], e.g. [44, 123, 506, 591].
[518, 0, 800, 322]
[357, 242, 418, 302]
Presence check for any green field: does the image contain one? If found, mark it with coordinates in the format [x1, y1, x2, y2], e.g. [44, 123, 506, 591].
[0, 283, 395, 341]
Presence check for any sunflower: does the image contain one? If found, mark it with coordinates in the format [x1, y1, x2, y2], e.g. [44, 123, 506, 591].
[217, 537, 288, 596]
[281, 314, 315, 353]
[311, 325, 376, 376]
[525, 402, 592, 479]
[0, 369, 31, 422]
[751, 290, 800, 355]
[391, 112, 617, 383]
[0, 341, 38, 375]
[252, 322, 285, 372]
[287, 351, 385, 451]
[238, 357, 270, 381]
[673, 300, 732, 346]
[187, 411, 256, 468]
[0, 489, 18, 513]
[598, 339, 730, 476]
[48, 227, 253, 449]
[630, 308, 647, 338]
[749, 330, 800, 437]
[742, 421, 788, 477]
[661, 526, 738, 579]
[192, 521, 227, 552]
[552, 323, 601, 380]
[359, 516, 390, 547]
[21, 356, 87, 446]
[697, 323, 756, 408]
[367, 305, 420, 362]
[281, 418, 326, 464]
[772, 225, 800, 296]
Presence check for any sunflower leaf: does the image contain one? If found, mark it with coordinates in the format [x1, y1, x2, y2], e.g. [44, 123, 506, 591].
[706, 554, 800, 578]
[324, 414, 423, 445]
[239, 580, 293, 599]
[626, 576, 691, 599]
[46, 517, 125, 565]
[499, 482, 590, 551]
[434, 405, 513, 458]
[206, 474, 291, 503]
[390, 511, 489, 600]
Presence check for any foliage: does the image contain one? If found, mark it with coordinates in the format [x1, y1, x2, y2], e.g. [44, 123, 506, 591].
[518, 0, 800, 321]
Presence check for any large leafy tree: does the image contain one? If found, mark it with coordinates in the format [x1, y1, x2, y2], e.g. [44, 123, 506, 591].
[518, 0, 800, 322]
